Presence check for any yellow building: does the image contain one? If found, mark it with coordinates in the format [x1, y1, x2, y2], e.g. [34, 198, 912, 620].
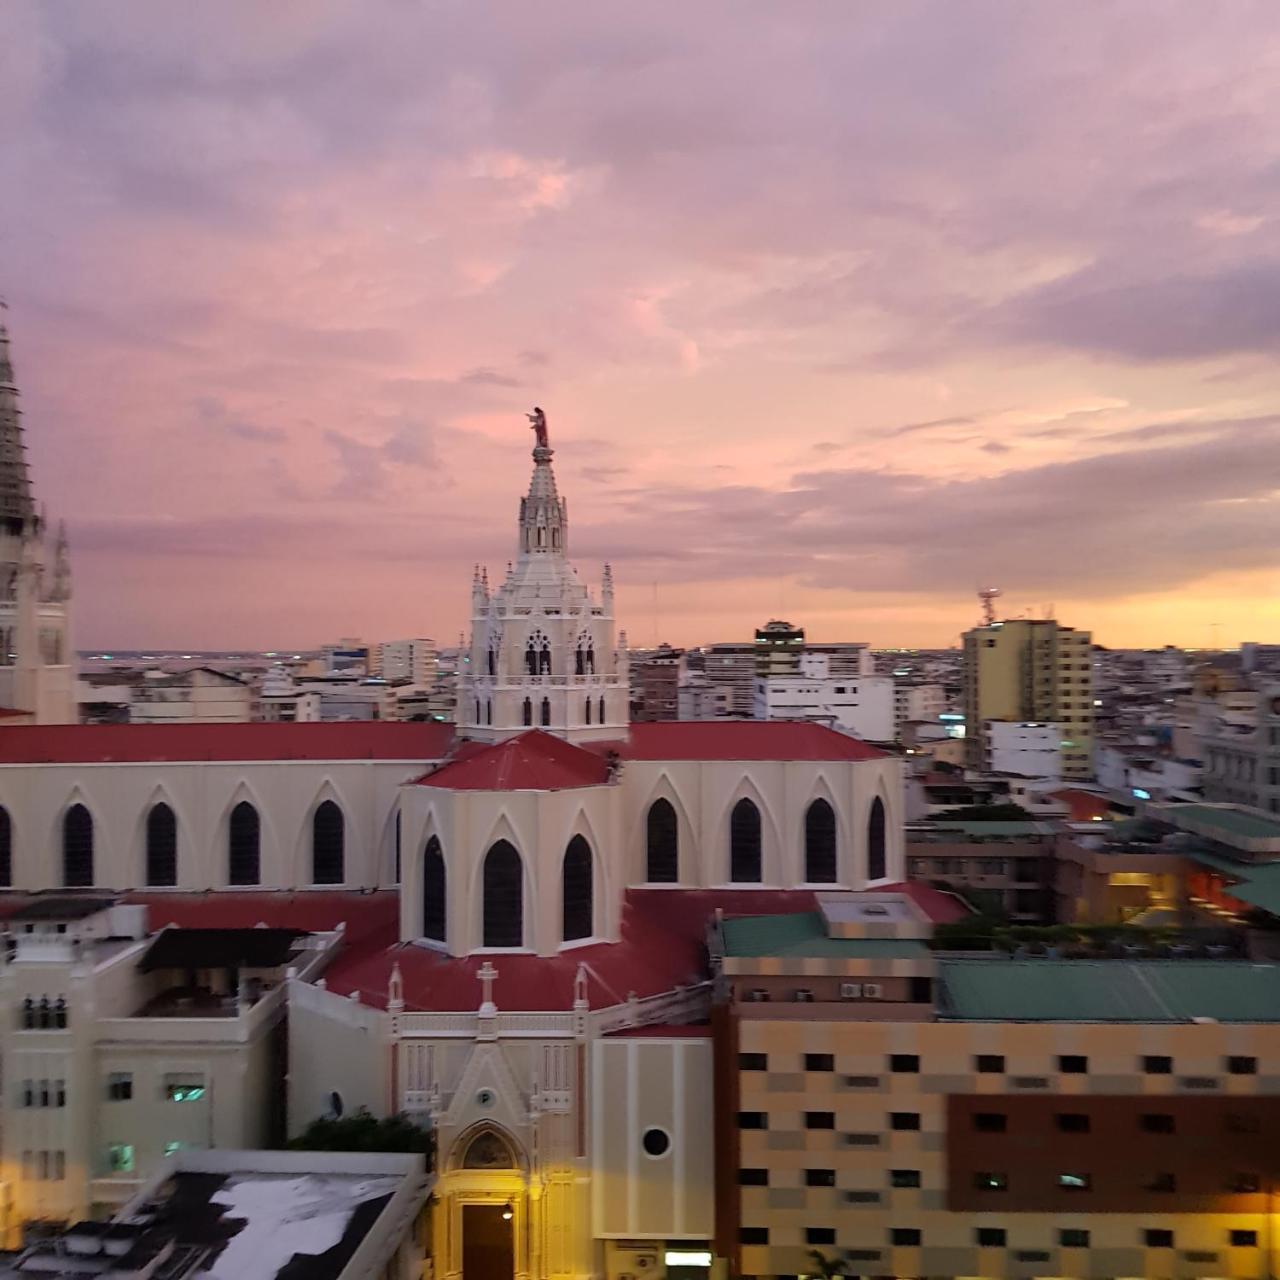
[962, 619, 1094, 780]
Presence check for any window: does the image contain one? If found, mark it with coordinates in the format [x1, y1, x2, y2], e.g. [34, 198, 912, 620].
[973, 1170, 1007, 1190]
[806, 1228, 836, 1246]
[107, 1144, 135, 1174]
[804, 1053, 835, 1072]
[1230, 1230, 1258, 1248]
[62, 803, 93, 887]
[54, 1079, 65, 1108]
[1144, 1229, 1174, 1248]
[145, 802, 177, 887]
[805, 1111, 835, 1130]
[311, 800, 344, 884]
[889, 1112, 920, 1131]
[1057, 1054, 1088, 1073]
[540, 697, 551, 726]
[1142, 1054, 1172, 1074]
[52, 1151, 65, 1181]
[805, 1168, 835, 1187]
[19, 1080, 32, 1107]
[889, 1054, 919, 1073]
[730, 798, 762, 882]
[482, 840, 523, 947]
[584, 696, 592, 725]
[975, 1054, 1005, 1073]
[739, 1168, 768, 1186]
[1059, 1229, 1090, 1248]
[739, 1228, 768, 1245]
[867, 796, 887, 880]
[737, 1112, 767, 1130]
[739, 1052, 768, 1071]
[0, 805, 11, 887]
[975, 1228, 1006, 1247]
[804, 799, 837, 882]
[165, 1074, 206, 1102]
[889, 1228, 920, 1246]
[1057, 1172, 1091, 1190]
[422, 837, 446, 943]
[1145, 1172, 1176, 1192]
[52, 997, 66, 1028]
[641, 1127, 670, 1158]
[106, 1073, 132, 1102]
[889, 1169, 921, 1188]
[598, 696, 605, 724]
[228, 800, 260, 885]
[163, 1142, 185, 1158]
[1141, 1113, 1175, 1134]
[561, 836, 593, 942]
[1056, 1113, 1090, 1133]
[1227, 1055, 1257, 1075]
[645, 799, 679, 882]
[973, 1112, 1006, 1132]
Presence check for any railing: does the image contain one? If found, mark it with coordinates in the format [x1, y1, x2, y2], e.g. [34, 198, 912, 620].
[488, 675, 626, 688]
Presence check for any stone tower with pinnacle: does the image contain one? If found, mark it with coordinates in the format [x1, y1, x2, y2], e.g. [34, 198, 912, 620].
[459, 411, 629, 743]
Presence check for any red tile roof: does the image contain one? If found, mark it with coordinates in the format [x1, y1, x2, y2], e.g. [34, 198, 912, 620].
[878, 880, 974, 924]
[617, 721, 889, 761]
[0, 722, 457, 764]
[416, 729, 612, 791]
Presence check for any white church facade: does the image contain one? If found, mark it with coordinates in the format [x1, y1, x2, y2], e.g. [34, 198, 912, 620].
[0, 391, 907, 1276]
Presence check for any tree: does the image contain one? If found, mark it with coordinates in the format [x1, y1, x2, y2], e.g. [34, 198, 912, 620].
[807, 1248, 847, 1279]
[288, 1108, 434, 1164]
[932, 802, 1033, 821]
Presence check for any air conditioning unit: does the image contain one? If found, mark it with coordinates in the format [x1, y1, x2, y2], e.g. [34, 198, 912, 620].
[863, 983, 883, 999]
[840, 982, 862, 999]
[794, 989, 814, 1002]
[746, 988, 770, 1002]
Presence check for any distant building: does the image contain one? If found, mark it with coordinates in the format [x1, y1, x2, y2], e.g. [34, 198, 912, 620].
[129, 668, 253, 725]
[754, 619, 805, 676]
[963, 618, 1094, 780]
[631, 643, 684, 721]
[700, 642, 756, 716]
[985, 720, 1063, 782]
[1202, 684, 1280, 813]
[320, 639, 371, 677]
[893, 681, 946, 735]
[753, 653, 895, 741]
[677, 671, 731, 720]
[373, 637, 437, 685]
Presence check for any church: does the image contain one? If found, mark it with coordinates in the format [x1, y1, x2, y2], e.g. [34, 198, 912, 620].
[0, 348, 909, 1278]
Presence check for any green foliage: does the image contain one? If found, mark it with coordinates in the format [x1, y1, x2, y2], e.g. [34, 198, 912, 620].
[932, 802, 1034, 821]
[288, 1108, 434, 1161]
[806, 1248, 846, 1279]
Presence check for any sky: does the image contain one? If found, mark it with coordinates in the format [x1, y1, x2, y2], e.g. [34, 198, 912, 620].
[3, 2, 1280, 651]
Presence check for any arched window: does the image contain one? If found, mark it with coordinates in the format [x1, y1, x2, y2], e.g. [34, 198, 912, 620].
[145, 802, 178, 887]
[575, 645, 585, 676]
[867, 796, 887, 881]
[486, 700, 492, 725]
[598, 695, 605, 724]
[539, 641, 551, 675]
[729, 797, 762, 883]
[393, 810, 401, 884]
[62, 804, 93, 888]
[312, 800, 345, 885]
[525, 640, 537, 676]
[804, 799, 837, 883]
[474, 699, 481, 722]
[540, 697, 551, 726]
[423, 836, 446, 942]
[522, 698, 533, 726]
[228, 801, 260, 886]
[483, 841, 523, 948]
[562, 836, 593, 942]
[584, 697, 592, 725]
[645, 799, 678, 883]
[0, 805, 11, 888]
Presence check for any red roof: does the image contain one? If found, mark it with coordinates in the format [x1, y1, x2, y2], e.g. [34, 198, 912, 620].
[617, 721, 889, 762]
[1050, 788, 1112, 822]
[416, 730, 612, 791]
[0, 722, 456, 764]
[878, 880, 974, 924]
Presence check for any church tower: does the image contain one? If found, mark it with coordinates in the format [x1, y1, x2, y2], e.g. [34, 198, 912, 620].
[459, 410, 628, 743]
[0, 317, 75, 723]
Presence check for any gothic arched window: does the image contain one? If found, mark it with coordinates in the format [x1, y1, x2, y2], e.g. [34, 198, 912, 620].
[423, 836, 446, 942]
[539, 641, 551, 675]
[312, 800, 345, 885]
[575, 644, 585, 676]
[146, 802, 178, 887]
[525, 640, 538, 676]
[228, 801, 260, 886]
[804, 798, 837, 883]
[730, 797, 762, 883]
[562, 835, 593, 942]
[584, 697, 592, 725]
[474, 699, 481, 723]
[62, 804, 93, 888]
[522, 698, 533, 726]
[483, 841, 523, 948]
[487, 647, 496, 676]
[393, 810, 401, 884]
[646, 799, 678, 883]
[598, 696, 605, 724]
[0, 805, 11, 888]
[867, 796, 887, 881]
[486, 700, 492, 725]
[540, 697, 551, 726]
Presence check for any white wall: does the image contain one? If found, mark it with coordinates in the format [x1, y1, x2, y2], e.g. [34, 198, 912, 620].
[986, 721, 1063, 781]
[753, 674, 895, 742]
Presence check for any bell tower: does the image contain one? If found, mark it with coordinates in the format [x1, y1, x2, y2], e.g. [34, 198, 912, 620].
[460, 410, 628, 744]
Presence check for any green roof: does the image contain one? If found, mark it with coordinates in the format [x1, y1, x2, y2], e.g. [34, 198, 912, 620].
[720, 913, 929, 960]
[1186, 849, 1280, 915]
[939, 959, 1280, 1023]
[1161, 804, 1280, 843]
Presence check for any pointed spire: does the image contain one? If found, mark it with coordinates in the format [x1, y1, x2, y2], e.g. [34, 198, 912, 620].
[0, 314, 35, 534]
[517, 409, 567, 558]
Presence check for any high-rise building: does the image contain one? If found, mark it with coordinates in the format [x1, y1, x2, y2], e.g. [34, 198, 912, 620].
[700, 642, 757, 716]
[963, 619, 1094, 780]
[374, 637, 437, 685]
[631, 642, 684, 721]
[754, 619, 806, 676]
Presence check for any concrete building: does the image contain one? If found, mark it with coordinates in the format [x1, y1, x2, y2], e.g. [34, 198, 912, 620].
[129, 669, 253, 725]
[701, 644, 757, 717]
[893, 682, 946, 737]
[984, 721, 1063, 782]
[1202, 685, 1280, 814]
[754, 620, 806, 677]
[753, 654, 895, 742]
[374, 637, 437, 686]
[713, 894, 1280, 1280]
[631, 643, 684, 721]
[963, 619, 1094, 781]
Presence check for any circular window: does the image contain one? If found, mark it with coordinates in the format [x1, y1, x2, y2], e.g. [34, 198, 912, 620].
[641, 1127, 671, 1158]
[476, 1088, 496, 1109]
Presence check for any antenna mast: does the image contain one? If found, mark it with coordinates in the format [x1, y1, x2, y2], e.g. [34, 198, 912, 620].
[977, 586, 1002, 626]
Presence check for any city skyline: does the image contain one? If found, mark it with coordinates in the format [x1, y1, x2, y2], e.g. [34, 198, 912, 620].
[5, 3, 1280, 650]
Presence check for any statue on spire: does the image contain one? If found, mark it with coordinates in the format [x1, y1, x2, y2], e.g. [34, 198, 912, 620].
[526, 406, 549, 450]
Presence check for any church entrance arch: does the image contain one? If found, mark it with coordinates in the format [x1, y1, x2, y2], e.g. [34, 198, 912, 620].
[438, 1124, 528, 1280]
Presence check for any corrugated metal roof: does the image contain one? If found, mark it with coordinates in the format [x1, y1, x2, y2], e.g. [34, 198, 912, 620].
[720, 912, 929, 959]
[939, 959, 1280, 1022]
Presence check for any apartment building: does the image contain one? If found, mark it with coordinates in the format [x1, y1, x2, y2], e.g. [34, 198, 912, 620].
[712, 893, 1280, 1280]
[1202, 685, 1280, 814]
[963, 620, 1094, 781]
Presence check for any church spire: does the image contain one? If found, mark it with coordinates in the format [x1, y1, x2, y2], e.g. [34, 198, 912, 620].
[0, 314, 36, 535]
[518, 406, 567, 557]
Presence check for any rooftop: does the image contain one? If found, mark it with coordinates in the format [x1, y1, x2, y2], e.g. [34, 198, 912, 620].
[416, 729, 612, 791]
[6, 894, 116, 922]
[620, 720, 889, 761]
[939, 958, 1280, 1022]
[1154, 802, 1280, 854]
[720, 912, 930, 960]
[140, 927, 306, 972]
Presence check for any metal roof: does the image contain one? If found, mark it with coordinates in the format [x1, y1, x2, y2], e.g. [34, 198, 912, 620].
[939, 958, 1280, 1023]
[719, 912, 930, 959]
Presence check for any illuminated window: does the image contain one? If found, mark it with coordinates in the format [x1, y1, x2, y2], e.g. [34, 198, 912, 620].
[1058, 1172, 1091, 1190]
[164, 1074, 206, 1103]
[107, 1144, 134, 1174]
[973, 1171, 1007, 1190]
